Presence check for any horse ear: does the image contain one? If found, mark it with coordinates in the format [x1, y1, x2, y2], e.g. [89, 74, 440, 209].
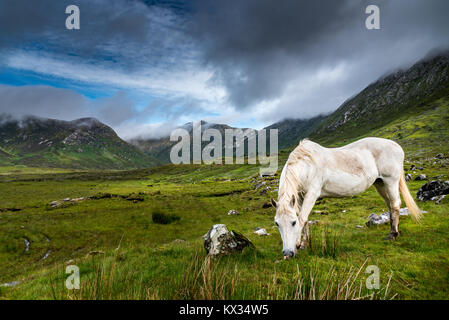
[290, 197, 296, 207]
[271, 198, 277, 208]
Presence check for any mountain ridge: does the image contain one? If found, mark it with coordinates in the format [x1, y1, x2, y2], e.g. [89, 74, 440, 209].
[0, 115, 159, 169]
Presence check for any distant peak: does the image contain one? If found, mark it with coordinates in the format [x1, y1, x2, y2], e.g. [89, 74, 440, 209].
[71, 117, 102, 127]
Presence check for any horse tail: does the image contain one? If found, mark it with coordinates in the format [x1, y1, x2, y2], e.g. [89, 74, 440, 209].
[399, 172, 422, 223]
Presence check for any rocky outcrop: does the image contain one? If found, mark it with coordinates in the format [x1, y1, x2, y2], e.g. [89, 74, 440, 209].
[417, 180, 449, 201]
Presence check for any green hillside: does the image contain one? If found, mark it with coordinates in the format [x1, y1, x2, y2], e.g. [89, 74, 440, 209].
[0, 117, 159, 170]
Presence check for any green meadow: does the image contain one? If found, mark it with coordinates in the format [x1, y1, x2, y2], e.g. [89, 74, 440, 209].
[0, 154, 448, 299]
[1, 100, 449, 300]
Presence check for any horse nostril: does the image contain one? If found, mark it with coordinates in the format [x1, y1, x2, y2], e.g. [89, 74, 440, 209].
[283, 250, 294, 257]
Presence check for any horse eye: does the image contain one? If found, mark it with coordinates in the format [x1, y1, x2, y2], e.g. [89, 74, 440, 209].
[291, 221, 296, 226]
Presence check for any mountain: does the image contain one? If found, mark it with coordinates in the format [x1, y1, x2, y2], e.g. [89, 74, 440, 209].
[265, 51, 449, 152]
[0, 116, 159, 169]
[310, 51, 449, 145]
[264, 115, 328, 151]
[130, 120, 257, 163]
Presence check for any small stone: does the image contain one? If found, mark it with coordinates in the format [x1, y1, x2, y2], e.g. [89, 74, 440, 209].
[415, 174, 428, 181]
[259, 186, 271, 195]
[356, 225, 364, 229]
[49, 201, 61, 208]
[254, 228, 269, 236]
[262, 202, 273, 209]
[227, 209, 241, 215]
[308, 220, 318, 225]
[254, 182, 266, 189]
[405, 173, 413, 182]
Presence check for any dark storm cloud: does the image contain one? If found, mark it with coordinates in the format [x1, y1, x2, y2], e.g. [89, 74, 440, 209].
[188, 0, 449, 114]
[0, 84, 89, 120]
[0, 0, 191, 71]
[0, 84, 135, 128]
[1, 0, 449, 130]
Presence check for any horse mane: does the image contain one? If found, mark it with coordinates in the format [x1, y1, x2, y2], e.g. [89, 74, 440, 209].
[277, 139, 316, 214]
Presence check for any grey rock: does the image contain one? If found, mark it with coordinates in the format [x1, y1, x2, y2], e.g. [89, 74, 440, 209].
[227, 209, 241, 215]
[415, 174, 428, 181]
[203, 224, 253, 256]
[417, 180, 449, 201]
[366, 208, 427, 226]
[366, 212, 390, 226]
[254, 228, 270, 236]
[1, 281, 20, 287]
[254, 182, 266, 189]
[405, 173, 413, 182]
[49, 200, 61, 208]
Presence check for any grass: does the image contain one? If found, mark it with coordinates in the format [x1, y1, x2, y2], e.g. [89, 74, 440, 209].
[0, 149, 448, 299]
[1, 100, 449, 300]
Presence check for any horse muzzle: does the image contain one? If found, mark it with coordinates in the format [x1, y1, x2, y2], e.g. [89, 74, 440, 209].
[283, 249, 295, 259]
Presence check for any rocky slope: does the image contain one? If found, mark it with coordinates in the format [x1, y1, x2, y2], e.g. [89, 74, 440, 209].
[311, 51, 449, 145]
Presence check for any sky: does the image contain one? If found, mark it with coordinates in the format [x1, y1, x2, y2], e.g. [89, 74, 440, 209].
[0, 0, 448, 140]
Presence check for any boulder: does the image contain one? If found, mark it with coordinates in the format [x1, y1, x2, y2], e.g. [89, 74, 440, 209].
[203, 224, 253, 256]
[366, 212, 390, 226]
[415, 174, 428, 181]
[417, 180, 449, 201]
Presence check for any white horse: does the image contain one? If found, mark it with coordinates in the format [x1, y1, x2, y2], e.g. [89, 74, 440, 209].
[271, 137, 422, 259]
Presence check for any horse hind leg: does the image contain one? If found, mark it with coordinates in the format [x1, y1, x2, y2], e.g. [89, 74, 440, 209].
[374, 179, 400, 240]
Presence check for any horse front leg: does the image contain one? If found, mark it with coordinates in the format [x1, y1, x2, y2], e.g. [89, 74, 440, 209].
[296, 189, 319, 249]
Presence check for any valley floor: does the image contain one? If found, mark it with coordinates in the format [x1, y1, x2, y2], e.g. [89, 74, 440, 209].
[0, 155, 448, 300]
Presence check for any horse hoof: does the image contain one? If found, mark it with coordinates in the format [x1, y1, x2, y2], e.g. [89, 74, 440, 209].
[384, 233, 398, 240]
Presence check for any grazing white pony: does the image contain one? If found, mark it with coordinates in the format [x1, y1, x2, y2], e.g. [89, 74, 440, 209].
[271, 137, 422, 259]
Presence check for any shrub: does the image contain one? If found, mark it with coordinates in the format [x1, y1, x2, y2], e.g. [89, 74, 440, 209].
[152, 211, 180, 225]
